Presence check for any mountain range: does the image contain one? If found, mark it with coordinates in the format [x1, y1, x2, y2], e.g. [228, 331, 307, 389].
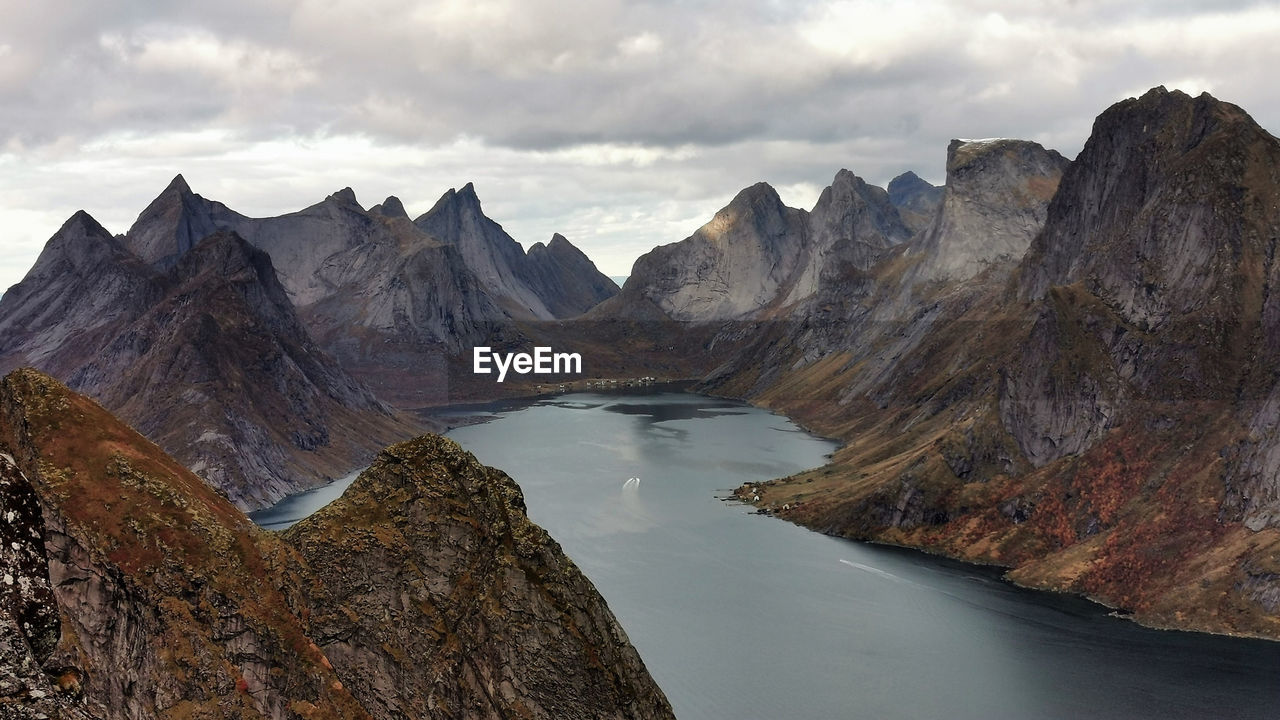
[6, 84, 1280, 716]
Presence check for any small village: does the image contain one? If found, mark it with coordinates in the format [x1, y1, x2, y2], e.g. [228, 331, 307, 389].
[532, 376, 662, 394]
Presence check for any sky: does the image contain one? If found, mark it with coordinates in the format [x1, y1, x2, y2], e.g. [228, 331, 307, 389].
[3, 0, 1280, 289]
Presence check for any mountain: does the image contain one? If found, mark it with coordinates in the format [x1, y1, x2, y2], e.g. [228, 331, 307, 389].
[0, 211, 158, 379]
[695, 87, 1280, 640]
[615, 171, 914, 322]
[414, 183, 558, 319]
[287, 434, 673, 719]
[122, 174, 247, 269]
[525, 233, 620, 317]
[0, 369, 674, 719]
[0, 221, 417, 510]
[887, 170, 944, 234]
[907, 138, 1068, 283]
[779, 169, 913, 307]
[115, 178, 618, 404]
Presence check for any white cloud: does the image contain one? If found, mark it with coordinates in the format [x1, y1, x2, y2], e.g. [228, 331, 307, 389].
[3, 1, 1280, 289]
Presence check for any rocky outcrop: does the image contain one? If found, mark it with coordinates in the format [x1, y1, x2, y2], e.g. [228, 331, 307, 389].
[0, 369, 368, 719]
[778, 170, 912, 307]
[0, 452, 95, 719]
[0, 224, 419, 510]
[123, 174, 247, 270]
[694, 87, 1280, 640]
[0, 370, 673, 719]
[908, 139, 1068, 284]
[287, 435, 674, 720]
[887, 171, 943, 234]
[525, 233, 620, 317]
[615, 170, 916, 322]
[368, 195, 409, 220]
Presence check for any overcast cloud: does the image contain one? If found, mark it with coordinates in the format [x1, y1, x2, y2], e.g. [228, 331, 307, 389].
[3, 0, 1280, 288]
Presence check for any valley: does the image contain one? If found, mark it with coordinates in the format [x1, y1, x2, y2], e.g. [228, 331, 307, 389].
[7, 84, 1280, 717]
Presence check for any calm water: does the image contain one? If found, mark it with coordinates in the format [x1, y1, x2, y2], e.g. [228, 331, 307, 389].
[255, 392, 1280, 720]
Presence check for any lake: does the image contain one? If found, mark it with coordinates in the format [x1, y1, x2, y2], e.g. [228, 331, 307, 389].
[253, 391, 1280, 719]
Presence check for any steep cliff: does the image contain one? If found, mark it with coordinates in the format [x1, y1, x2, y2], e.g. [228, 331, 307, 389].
[706, 87, 1280, 640]
[0, 370, 674, 719]
[287, 435, 674, 720]
[525, 233, 619, 317]
[1, 452, 95, 719]
[615, 170, 916, 322]
[0, 225, 418, 510]
[907, 138, 1068, 283]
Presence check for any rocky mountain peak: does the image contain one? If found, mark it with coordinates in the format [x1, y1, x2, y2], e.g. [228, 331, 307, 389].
[524, 233, 620, 316]
[124, 174, 234, 269]
[169, 230, 277, 291]
[18, 210, 133, 284]
[1018, 86, 1275, 308]
[370, 195, 408, 219]
[421, 182, 484, 225]
[286, 434, 675, 719]
[56, 210, 115, 253]
[415, 184, 559, 319]
[725, 181, 784, 214]
[908, 136, 1069, 283]
[887, 170, 945, 234]
[620, 179, 808, 320]
[165, 172, 191, 194]
[326, 187, 360, 207]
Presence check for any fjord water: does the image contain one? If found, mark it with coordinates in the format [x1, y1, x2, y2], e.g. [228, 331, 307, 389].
[255, 391, 1280, 719]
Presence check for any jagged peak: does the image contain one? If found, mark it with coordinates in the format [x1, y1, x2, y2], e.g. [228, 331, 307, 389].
[166, 173, 191, 194]
[62, 209, 112, 238]
[372, 195, 408, 219]
[726, 181, 784, 211]
[831, 168, 860, 187]
[888, 170, 932, 192]
[420, 182, 484, 220]
[326, 187, 360, 207]
[548, 232, 571, 248]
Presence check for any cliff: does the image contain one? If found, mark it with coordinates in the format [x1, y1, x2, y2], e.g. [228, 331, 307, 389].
[0, 369, 673, 719]
[703, 87, 1280, 640]
[0, 223, 418, 510]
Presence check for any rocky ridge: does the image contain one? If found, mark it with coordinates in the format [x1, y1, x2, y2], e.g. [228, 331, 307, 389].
[697, 88, 1280, 640]
[0, 369, 673, 719]
[0, 221, 418, 510]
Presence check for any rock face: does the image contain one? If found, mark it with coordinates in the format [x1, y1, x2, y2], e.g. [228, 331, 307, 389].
[0, 223, 417, 510]
[525, 233, 620, 317]
[414, 183, 558, 319]
[621, 182, 808, 320]
[0, 369, 673, 719]
[123, 174, 247, 269]
[617, 171, 914, 322]
[287, 435, 674, 720]
[693, 87, 1280, 640]
[908, 139, 1068, 283]
[0, 452, 93, 719]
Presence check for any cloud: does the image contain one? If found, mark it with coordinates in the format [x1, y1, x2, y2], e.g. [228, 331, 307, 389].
[2, 0, 1280, 288]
